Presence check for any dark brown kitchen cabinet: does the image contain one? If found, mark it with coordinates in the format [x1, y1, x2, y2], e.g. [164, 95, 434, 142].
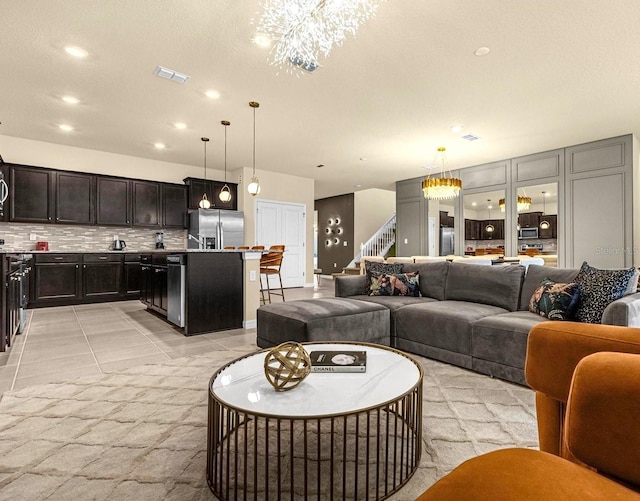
[185, 177, 213, 210]
[82, 254, 122, 301]
[518, 212, 542, 228]
[97, 177, 130, 226]
[539, 214, 557, 239]
[33, 254, 82, 304]
[161, 184, 187, 228]
[9, 165, 55, 223]
[133, 181, 161, 227]
[184, 177, 238, 210]
[124, 254, 141, 298]
[139, 254, 168, 316]
[56, 171, 94, 224]
[212, 181, 238, 210]
[465, 219, 481, 240]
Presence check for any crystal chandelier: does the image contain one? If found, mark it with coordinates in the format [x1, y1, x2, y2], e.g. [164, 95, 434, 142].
[422, 147, 462, 200]
[498, 195, 532, 212]
[256, 0, 383, 70]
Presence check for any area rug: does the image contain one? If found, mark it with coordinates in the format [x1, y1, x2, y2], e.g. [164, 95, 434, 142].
[0, 347, 538, 500]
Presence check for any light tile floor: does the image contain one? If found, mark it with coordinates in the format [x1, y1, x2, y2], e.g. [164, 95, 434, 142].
[0, 277, 335, 396]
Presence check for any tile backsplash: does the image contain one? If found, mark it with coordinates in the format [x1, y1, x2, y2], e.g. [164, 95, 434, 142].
[0, 223, 186, 252]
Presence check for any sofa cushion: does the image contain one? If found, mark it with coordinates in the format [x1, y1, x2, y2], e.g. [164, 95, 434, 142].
[364, 261, 403, 294]
[395, 300, 509, 356]
[519, 265, 579, 311]
[403, 261, 450, 301]
[574, 261, 636, 324]
[445, 262, 525, 312]
[528, 279, 581, 321]
[472, 311, 547, 370]
[345, 294, 433, 312]
[369, 272, 420, 297]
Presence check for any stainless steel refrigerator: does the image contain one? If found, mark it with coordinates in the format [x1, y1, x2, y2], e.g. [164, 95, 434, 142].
[188, 209, 244, 250]
[439, 227, 455, 255]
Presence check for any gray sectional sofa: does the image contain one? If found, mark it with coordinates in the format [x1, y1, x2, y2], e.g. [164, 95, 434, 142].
[334, 262, 640, 385]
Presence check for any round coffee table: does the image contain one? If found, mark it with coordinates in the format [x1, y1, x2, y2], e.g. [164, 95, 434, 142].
[207, 342, 423, 500]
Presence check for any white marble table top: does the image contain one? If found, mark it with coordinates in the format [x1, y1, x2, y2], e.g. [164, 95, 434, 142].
[211, 343, 422, 418]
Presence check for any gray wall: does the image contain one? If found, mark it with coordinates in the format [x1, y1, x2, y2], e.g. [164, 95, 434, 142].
[315, 194, 354, 273]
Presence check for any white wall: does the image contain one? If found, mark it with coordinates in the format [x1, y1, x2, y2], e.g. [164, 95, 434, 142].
[238, 166, 315, 286]
[353, 189, 395, 251]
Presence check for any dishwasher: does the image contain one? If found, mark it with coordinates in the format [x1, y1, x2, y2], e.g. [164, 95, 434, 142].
[167, 254, 186, 328]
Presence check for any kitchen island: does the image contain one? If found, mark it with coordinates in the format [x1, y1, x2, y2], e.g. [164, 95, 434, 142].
[140, 250, 259, 336]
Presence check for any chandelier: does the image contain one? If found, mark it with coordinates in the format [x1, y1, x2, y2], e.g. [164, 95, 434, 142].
[498, 195, 532, 212]
[256, 0, 383, 70]
[422, 147, 462, 200]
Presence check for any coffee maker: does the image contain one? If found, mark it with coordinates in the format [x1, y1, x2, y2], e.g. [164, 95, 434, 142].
[155, 232, 165, 249]
[112, 235, 126, 251]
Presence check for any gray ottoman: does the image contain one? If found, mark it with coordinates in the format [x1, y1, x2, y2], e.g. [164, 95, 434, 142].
[256, 298, 390, 348]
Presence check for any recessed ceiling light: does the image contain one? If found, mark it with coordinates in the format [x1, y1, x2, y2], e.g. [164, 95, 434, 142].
[450, 125, 463, 133]
[64, 46, 88, 58]
[355, 184, 362, 188]
[254, 33, 272, 48]
[174, 122, 187, 129]
[58, 124, 74, 132]
[545, 192, 551, 197]
[62, 96, 80, 105]
[204, 90, 220, 99]
[471, 202, 477, 206]
[154, 142, 166, 149]
[474, 47, 490, 57]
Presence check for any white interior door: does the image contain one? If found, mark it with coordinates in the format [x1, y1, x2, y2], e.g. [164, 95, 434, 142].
[256, 200, 306, 288]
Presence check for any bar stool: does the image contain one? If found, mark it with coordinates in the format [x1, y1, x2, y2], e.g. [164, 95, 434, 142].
[260, 245, 285, 304]
[223, 246, 235, 250]
[237, 246, 250, 250]
[251, 245, 265, 251]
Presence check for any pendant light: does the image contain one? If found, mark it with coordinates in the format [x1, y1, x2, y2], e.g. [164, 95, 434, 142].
[247, 101, 261, 196]
[539, 191, 550, 230]
[219, 120, 232, 203]
[422, 147, 462, 200]
[199, 137, 211, 209]
[485, 199, 495, 233]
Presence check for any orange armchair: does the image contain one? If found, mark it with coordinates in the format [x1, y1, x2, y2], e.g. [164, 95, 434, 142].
[417, 322, 640, 500]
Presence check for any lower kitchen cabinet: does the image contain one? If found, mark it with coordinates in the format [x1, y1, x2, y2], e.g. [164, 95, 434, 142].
[33, 254, 82, 303]
[30, 253, 141, 307]
[139, 253, 168, 316]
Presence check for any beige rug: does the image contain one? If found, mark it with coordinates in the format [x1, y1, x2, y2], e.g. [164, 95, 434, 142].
[0, 347, 538, 500]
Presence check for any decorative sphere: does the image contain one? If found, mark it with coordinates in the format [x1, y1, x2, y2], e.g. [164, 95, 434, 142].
[264, 342, 311, 392]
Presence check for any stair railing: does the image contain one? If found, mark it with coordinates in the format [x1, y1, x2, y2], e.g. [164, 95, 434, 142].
[347, 213, 396, 269]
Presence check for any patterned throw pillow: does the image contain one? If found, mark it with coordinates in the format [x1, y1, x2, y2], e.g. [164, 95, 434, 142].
[370, 272, 420, 297]
[528, 279, 581, 320]
[364, 261, 403, 294]
[574, 261, 636, 324]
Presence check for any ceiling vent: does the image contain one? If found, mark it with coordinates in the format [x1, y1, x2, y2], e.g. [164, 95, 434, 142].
[289, 57, 319, 73]
[153, 65, 190, 84]
[461, 134, 480, 142]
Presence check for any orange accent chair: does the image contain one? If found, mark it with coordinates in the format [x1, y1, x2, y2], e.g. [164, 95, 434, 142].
[259, 245, 285, 304]
[417, 322, 640, 500]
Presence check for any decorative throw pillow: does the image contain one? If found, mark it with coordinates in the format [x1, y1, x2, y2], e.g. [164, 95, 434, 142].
[528, 279, 581, 320]
[369, 272, 420, 297]
[574, 261, 636, 324]
[624, 268, 640, 295]
[364, 261, 403, 294]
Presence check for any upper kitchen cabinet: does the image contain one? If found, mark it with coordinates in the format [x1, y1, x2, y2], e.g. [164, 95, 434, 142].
[185, 177, 213, 210]
[9, 165, 55, 223]
[56, 171, 94, 224]
[161, 184, 187, 228]
[212, 181, 238, 210]
[132, 180, 161, 227]
[184, 177, 238, 211]
[96, 177, 131, 226]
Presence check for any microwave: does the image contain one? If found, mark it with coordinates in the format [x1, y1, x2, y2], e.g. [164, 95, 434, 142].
[518, 227, 539, 239]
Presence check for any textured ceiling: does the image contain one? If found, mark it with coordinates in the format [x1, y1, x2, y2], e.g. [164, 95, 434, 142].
[2, 0, 640, 199]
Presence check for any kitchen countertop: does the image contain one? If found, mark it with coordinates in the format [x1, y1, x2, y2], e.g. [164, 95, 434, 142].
[0, 249, 261, 255]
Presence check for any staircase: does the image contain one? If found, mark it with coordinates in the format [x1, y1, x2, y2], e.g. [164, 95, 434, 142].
[346, 214, 396, 269]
